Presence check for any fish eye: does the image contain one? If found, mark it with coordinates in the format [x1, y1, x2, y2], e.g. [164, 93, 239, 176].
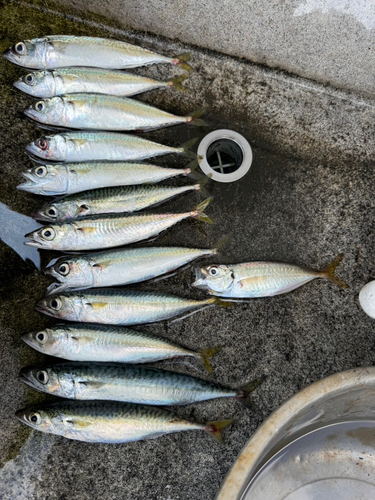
[209, 267, 219, 276]
[41, 227, 55, 240]
[46, 206, 57, 218]
[58, 263, 70, 276]
[15, 42, 26, 55]
[37, 138, 49, 150]
[35, 166, 47, 177]
[36, 370, 49, 384]
[25, 74, 35, 85]
[36, 331, 48, 344]
[28, 412, 41, 425]
[35, 101, 45, 113]
[49, 297, 62, 311]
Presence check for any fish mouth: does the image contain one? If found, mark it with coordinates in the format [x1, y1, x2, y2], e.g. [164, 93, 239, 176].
[21, 332, 34, 348]
[191, 267, 208, 289]
[15, 408, 28, 423]
[13, 79, 27, 92]
[24, 107, 41, 123]
[24, 232, 41, 248]
[3, 48, 14, 63]
[19, 368, 35, 388]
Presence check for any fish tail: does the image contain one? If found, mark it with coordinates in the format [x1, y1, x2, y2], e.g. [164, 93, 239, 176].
[236, 376, 265, 409]
[186, 108, 207, 127]
[197, 346, 222, 374]
[320, 253, 348, 288]
[212, 235, 229, 255]
[180, 137, 198, 159]
[204, 419, 233, 444]
[195, 175, 211, 197]
[191, 197, 213, 223]
[172, 52, 193, 72]
[183, 159, 199, 178]
[167, 74, 189, 92]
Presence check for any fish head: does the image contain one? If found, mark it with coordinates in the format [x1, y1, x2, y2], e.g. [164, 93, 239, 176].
[26, 134, 67, 161]
[16, 405, 60, 434]
[19, 365, 66, 397]
[36, 293, 79, 321]
[24, 224, 66, 249]
[17, 163, 69, 195]
[3, 38, 47, 69]
[35, 198, 88, 222]
[33, 200, 61, 222]
[22, 327, 67, 356]
[14, 70, 56, 97]
[45, 256, 94, 291]
[24, 96, 65, 127]
[192, 264, 234, 293]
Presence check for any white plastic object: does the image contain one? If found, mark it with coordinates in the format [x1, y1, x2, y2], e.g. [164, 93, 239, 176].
[197, 129, 252, 183]
[359, 280, 375, 319]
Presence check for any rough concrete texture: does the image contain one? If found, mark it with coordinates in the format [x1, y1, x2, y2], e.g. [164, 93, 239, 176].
[46, 0, 375, 97]
[1, 1, 375, 500]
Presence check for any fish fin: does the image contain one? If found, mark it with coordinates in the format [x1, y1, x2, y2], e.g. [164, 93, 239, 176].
[167, 74, 189, 92]
[68, 419, 92, 429]
[320, 253, 348, 288]
[92, 262, 110, 271]
[236, 376, 265, 409]
[76, 227, 96, 234]
[213, 235, 229, 255]
[180, 138, 198, 159]
[172, 52, 193, 72]
[74, 204, 89, 217]
[186, 108, 207, 127]
[90, 302, 108, 310]
[205, 419, 233, 443]
[197, 346, 222, 374]
[215, 298, 236, 308]
[195, 175, 212, 197]
[191, 197, 214, 223]
[78, 381, 106, 389]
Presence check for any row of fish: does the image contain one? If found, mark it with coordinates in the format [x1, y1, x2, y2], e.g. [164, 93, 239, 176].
[6, 35, 238, 444]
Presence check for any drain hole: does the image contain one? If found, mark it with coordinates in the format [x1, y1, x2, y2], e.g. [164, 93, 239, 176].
[206, 139, 244, 174]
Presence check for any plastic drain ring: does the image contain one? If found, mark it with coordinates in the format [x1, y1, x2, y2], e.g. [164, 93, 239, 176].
[197, 129, 252, 183]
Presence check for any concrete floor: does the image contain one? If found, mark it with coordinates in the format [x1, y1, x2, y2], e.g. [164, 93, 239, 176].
[0, 2, 375, 500]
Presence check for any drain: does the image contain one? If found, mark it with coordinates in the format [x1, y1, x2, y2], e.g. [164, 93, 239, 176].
[197, 129, 252, 182]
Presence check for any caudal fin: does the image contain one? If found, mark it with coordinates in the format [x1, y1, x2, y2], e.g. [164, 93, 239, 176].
[195, 175, 211, 197]
[205, 419, 233, 443]
[212, 235, 229, 255]
[167, 74, 189, 92]
[186, 108, 207, 127]
[236, 376, 265, 409]
[172, 52, 193, 72]
[197, 346, 222, 374]
[180, 138, 199, 159]
[320, 253, 348, 288]
[191, 197, 214, 223]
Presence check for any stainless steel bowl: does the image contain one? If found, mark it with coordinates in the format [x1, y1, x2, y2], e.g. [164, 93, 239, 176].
[217, 367, 375, 500]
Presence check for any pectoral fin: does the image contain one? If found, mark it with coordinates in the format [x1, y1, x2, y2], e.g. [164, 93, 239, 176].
[66, 419, 92, 429]
[78, 381, 106, 390]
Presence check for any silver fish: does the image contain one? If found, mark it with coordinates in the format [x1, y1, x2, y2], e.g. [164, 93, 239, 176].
[44, 244, 219, 292]
[24, 94, 204, 132]
[22, 324, 219, 373]
[14, 69, 187, 98]
[4, 35, 192, 71]
[35, 289, 228, 325]
[20, 363, 261, 406]
[16, 401, 232, 443]
[24, 198, 212, 251]
[17, 161, 195, 196]
[25, 133, 197, 163]
[192, 254, 347, 298]
[34, 183, 205, 222]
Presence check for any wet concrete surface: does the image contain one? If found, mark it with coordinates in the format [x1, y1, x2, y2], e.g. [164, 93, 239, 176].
[0, 2, 375, 500]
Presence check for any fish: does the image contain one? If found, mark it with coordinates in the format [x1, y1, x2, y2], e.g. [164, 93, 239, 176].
[25, 132, 197, 163]
[21, 324, 220, 373]
[15, 401, 232, 444]
[24, 94, 205, 132]
[17, 161, 195, 196]
[14, 68, 188, 98]
[24, 198, 213, 251]
[4, 35, 192, 71]
[34, 183, 207, 222]
[19, 363, 262, 407]
[44, 243, 221, 292]
[35, 289, 232, 325]
[192, 254, 348, 298]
